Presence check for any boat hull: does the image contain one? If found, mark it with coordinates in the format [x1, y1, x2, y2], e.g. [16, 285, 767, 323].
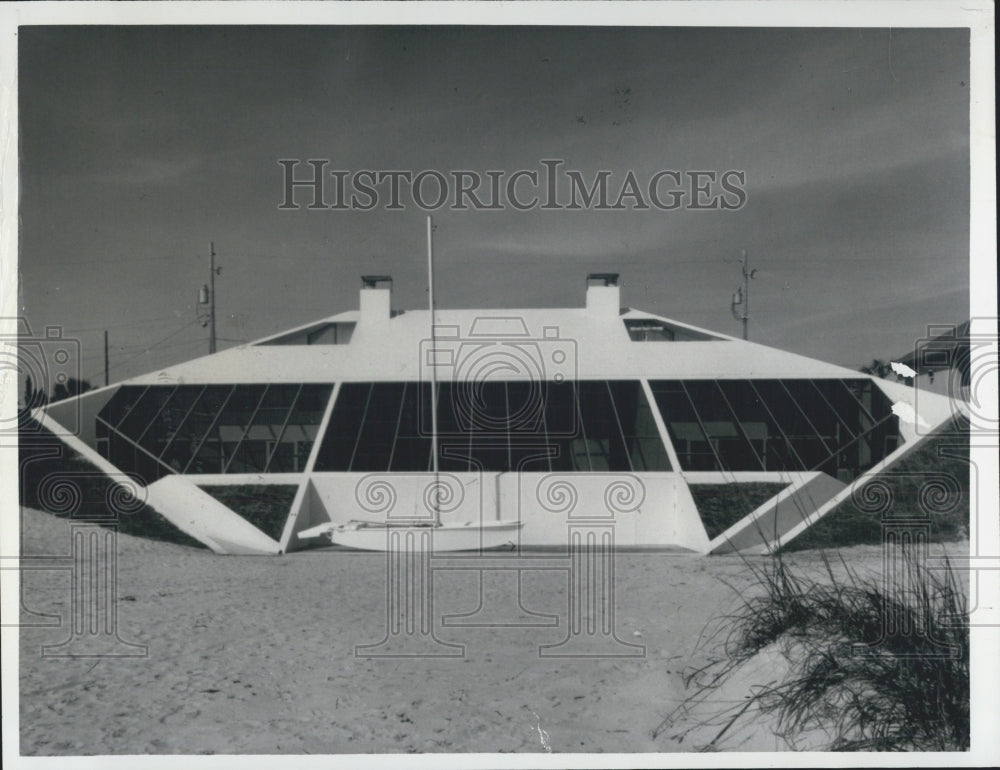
[314, 520, 523, 552]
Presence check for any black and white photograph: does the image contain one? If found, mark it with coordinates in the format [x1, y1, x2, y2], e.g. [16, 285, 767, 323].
[1, 2, 996, 767]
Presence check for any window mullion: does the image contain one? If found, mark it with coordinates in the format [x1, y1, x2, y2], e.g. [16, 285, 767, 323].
[840, 379, 878, 427]
[222, 386, 271, 474]
[504, 381, 512, 473]
[712, 381, 766, 471]
[541, 382, 552, 472]
[109, 422, 178, 479]
[263, 384, 303, 472]
[156, 385, 207, 459]
[110, 385, 150, 429]
[604, 380, 642, 471]
[182, 385, 235, 473]
[806, 411, 899, 476]
[779, 381, 837, 455]
[809, 380, 858, 439]
[574, 384, 592, 472]
[386, 382, 408, 471]
[678, 381, 726, 472]
[746, 381, 808, 471]
[347, 383, 375, 472]
[132, 386, 178, 445]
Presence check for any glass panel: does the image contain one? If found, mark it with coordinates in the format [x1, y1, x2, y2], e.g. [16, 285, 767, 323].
[705, 381, 782, 471]
[161, 386, 232, 472]
[97, 385, 149, 430]
[266, 384, 332, 473]
[350, 383, 405, 472]
[570, 397, 592, 471]
[813, 379, 870, 479]
[576, 381, 630, 471]
[137, 386, 204, 458]
[779, 381, 841, 453]
[862, 379, 900, 466]
[313, 383, 371, 471]
[508, 380, 553, 472]
[471, 381, 509, 434]
[506, 380, 547, 438]
[649, 381, 721, 471]
[467, 382, 510, 472]
[104, 425, 172, 485]
[683, 381, 765, 471]
[116, 386, 176, 442]
[227, 385, 300, 473]
[389, 383, 432, 472]
[608, 381, 672, 471]
[544, 380, 578, 471]
[750, 380, 830, 470]
[436, 383, 470, 471]
[811, 380, 860, 439]
[838, 379, 899, 476]
[626, 320, 675, 341]
[183, 385, 266, 474]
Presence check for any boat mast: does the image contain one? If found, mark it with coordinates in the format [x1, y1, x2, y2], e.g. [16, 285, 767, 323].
[427, 215, 441, 526]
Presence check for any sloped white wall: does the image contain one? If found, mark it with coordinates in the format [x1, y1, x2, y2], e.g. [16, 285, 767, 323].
[145, 476, 281, 555]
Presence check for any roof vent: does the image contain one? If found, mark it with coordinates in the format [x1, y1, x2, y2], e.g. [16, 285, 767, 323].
[586, 273, 619, 287]
[361, 275, 393, 289]
[359, 274, 392, 323]
[586, 273, 620, 316]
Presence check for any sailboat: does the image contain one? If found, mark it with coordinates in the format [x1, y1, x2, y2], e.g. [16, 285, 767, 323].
[297, 518, 521, 552]
[298, 216, 523, 552]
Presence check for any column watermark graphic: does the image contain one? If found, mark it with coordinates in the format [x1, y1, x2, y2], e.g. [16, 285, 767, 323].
[4, 319, 147, 657]
[352, 315, 646, 659]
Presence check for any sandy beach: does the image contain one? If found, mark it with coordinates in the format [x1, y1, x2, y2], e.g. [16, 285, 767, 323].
[16, 506, 966, 755]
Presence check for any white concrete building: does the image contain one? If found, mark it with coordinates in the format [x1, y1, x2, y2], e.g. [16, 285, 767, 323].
[35, 274, 956, 555]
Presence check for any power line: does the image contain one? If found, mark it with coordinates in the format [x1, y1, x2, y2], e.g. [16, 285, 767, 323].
[61, 315, 186, 334]
[82, 335, 206, 385]
[103, 318, 203, 374]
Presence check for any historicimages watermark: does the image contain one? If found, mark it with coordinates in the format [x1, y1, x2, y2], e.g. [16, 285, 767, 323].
[278, 159, 747, 212]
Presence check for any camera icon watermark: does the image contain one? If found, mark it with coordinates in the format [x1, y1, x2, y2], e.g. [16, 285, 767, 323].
[910, 318, 997, 436]
[418, 316, 578, 438]
[1, 318, 82, 436]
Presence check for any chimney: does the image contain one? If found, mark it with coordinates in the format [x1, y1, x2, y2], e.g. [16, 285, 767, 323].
[585, 273, 620, 317]
[359, 275, 392, 323]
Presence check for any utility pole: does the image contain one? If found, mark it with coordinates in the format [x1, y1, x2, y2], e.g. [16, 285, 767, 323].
[209, 242, 220, 354]
[730, 249, 758, 341]
[104, 330, 109, 386]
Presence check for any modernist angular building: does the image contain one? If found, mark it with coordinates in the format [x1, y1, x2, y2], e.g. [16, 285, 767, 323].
[34, 274, 956, 555]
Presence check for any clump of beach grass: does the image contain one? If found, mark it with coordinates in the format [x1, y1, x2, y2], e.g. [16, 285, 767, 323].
[664, 545, 969, 751]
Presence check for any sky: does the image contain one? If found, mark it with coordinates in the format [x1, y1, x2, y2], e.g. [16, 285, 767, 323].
[16, 25, 970, 389]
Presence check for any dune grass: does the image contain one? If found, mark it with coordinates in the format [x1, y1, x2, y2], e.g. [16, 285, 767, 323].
[672, 544, 969, 751]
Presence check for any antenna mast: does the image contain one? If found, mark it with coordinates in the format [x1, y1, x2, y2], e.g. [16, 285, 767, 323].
[209, 242, 218, 354]
[730, 249, 758, 341]
[427, 216, 440, 526]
